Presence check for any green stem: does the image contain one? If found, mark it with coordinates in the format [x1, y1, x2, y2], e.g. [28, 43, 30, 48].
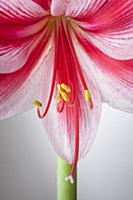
[57, 157, 77, 200]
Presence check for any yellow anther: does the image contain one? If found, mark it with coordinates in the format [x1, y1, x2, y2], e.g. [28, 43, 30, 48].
[60, 91, 69, 102]
[57, 84, 61, 91]
[61, 83, 71, 93]
[56, 93, 61, 102]
[85, 90, 91, 102]
[32, 100, 42, 108]
[56, 83, 71, 103]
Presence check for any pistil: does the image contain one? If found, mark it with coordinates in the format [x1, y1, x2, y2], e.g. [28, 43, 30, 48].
[65, 103, 79, 184]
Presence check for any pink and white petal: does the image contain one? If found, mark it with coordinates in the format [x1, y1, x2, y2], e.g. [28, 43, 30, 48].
[0, 0, 48, 41]
[42, 70, 101, 164]
[0, 0, 50, 74]
[78, 0, 133, 60]
[65, 0, 108, 17]
[0, 36, 41, 73]
[78, 71, 102, 160]
[50, 0, 68, 16]
[0, 18, 48, 40]
[50, 0, 107, 17]
[0, 16, 51, 74]
[33, 0, 51, 11]
[0, 41, 54, 119]
[81, 0, 133, 32]
[89, 55, 133, 113]
[0, 0, 46, 25]
[74, 35, 133, 113]
[87, 32, 133, 60]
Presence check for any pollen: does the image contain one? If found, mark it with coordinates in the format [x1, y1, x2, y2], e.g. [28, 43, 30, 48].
[32, 100, 42, 108]
[57, 84, 61, 91]
[61, 83, 71, 93]
[60, 91, 69, 102]
[84, 90, 93, 109]
[56, 83, 71, 103]
[85, 90, 91, 102]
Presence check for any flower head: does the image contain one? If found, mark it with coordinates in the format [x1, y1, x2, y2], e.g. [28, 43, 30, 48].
[0, 0, 133, 183]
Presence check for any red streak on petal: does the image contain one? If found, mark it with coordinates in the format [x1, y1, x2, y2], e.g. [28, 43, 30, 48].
[74, 29, 133, 88]
[0, 26, 51, 103]
[0, 17, 50, 41]
[33, 0, 51, 11]
[0, 1, 45, 26]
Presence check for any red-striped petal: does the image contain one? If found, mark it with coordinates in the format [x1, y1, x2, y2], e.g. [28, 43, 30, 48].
[0, 0, 46, 25]
[74, 34, 133, 113]
[78, 0, 133, 60]
[0, 0, 51, 73]
[51, 0, 68, 16]
[0, 31, 53, 119]
[0, 30, 47, 73]
[0, 11, 50, 73]
[33, 0, 51, 11]
[50, 0, 107, 17]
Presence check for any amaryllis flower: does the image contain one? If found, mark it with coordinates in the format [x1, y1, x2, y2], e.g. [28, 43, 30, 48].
[0, 0, 133, 183]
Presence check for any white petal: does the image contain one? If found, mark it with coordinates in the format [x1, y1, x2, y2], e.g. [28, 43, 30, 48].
[78, 0, 133, 60]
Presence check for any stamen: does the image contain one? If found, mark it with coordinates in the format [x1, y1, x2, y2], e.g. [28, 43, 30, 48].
[85, 90, 91, 101]
[56, 83, 71, 103]
[85, 90, 93, 110]
[60, 91, 69, 102]
[61, 83, 71, 93]
[57, 84, 61, 91]
[32, 100, 42, 108]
